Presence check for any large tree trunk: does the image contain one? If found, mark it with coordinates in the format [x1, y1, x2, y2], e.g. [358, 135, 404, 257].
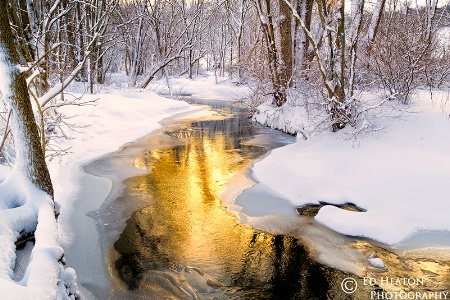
[349, 0, 364, 97]
[279, 0, 293, 89]
[335, 0, 345, 100]
[367, 0, 386, 45]
[0, 0, 54, 198]
[294, 0, 313, 78]
[255, 0, 287, 107]
[330, 0, 346, 130]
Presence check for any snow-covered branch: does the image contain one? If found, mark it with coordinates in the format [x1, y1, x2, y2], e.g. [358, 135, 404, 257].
[38, 50, 91, 108]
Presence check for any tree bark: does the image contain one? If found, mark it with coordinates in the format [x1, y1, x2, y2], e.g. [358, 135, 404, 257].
[255, 0, 287, 107]
[294, 0, 313, 77]
[0, 0, 54, 198]
[367, 0, 386, 45]
[349, 0, 364, 97]
[279, 0, 293, 88]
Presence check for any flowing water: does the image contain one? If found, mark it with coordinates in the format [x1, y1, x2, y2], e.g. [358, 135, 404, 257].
[72, 98, 450, 300]
[81, 99, 374, 300]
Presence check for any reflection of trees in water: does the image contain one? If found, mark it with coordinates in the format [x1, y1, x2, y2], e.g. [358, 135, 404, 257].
[191, 116, 256, 146]
[169, 100, 257, 148]
[231, 233, 331, 299]
[113, 100, 361, 299]
[115, 211, 353, 298]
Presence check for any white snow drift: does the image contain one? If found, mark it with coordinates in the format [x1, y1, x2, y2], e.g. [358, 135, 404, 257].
[252, 90, 450, 245]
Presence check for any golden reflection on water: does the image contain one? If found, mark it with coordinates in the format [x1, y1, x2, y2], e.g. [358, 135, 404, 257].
[124, 125, 268, 279]
[100, 102, 450, 299]
[113, 114, 360, 299]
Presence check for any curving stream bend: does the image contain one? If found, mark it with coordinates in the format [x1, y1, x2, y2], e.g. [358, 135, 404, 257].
[69, 98, 448, 300]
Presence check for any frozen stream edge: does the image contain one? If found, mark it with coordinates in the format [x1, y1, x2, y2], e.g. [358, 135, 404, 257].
[61, 99, 450, 299]
[61, 106, 215, 300]
[62, 101, 369, 299]
[61, 164, 112, 300]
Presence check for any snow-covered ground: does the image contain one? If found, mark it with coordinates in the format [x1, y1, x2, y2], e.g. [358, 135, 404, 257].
[252, 90, 450, 246]
[0, 86, 211, 299]
[1, 71, 449, 298]
[0, 73, 251, 299]
[144, 73, 252, 100]
[50, 89, 206, 241]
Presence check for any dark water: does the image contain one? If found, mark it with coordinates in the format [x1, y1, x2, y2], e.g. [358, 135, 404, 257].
[104, 100, 368, 299]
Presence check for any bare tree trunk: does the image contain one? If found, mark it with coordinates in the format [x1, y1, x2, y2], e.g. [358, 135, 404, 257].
[255, 0, 287, 107]
[0, 0, 53, 198]
[188, 48, 193, 79]
[349, 0, 364, 97]
[85, 2, 95, 93]
[283, 0, 347, 130]
[220, 29, 226, 77]
[294, 0, 313, 78]
[367, 0, 386, 45]
[130, 0, 146, 87]
[8, 0, 34, 63]
[336, 0, 345, 101]
[96, 0, 108, 84]
[282, 0, 333, 97]
[26, 0, 38, 57]
[425, 0, 438, 42]
[58, 1, 65, 102]
[76, 1, 87, 81]
[279, 0, 293, 88]
[235, 0, 247, 83]
[64, 0, 77, 71]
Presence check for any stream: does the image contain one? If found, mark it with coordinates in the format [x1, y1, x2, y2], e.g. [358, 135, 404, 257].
[78, 99, 374, 299]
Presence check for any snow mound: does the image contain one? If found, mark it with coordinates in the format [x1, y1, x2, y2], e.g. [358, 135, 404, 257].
[252, 90, 450, 245]
[368, 257, 386, 269]
[0, 170, 79, 299]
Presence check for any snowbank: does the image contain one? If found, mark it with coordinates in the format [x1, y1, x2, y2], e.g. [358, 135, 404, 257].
[0, 86, 203, 299]
[49, 88, 210, 243]
[147, 72, 252, 100]
[252, 90, 450, 245]
[0, 169, 67, 300]
[253, 99, 316, 136]
[0, 46, 80, 299]
[50, 89, 194, 166]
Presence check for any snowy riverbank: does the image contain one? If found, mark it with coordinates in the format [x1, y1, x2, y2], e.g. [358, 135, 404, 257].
[49, 89, 212, 299]
[252, 90, 450, 247]
[45, 89, 195, 242]
[0, 87, 205, 299]
[50, 78, 250, 298]
[1, 73, 449, 298]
